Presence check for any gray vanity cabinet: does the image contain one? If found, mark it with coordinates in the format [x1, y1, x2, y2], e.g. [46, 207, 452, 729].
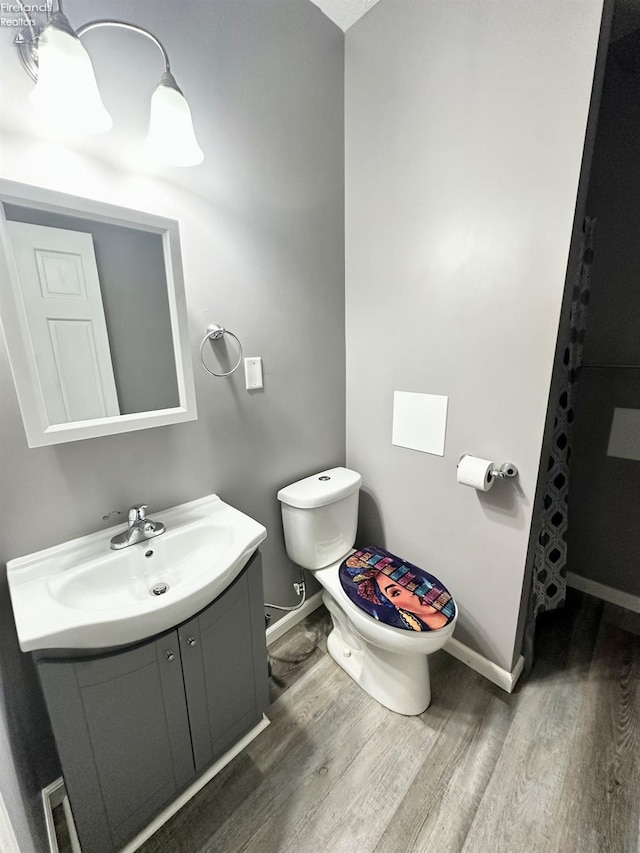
[35, 552, 269, 853]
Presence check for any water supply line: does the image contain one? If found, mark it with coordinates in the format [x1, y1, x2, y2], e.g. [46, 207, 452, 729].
[264, 569, 319, 684]
[264, 568, 307, 612]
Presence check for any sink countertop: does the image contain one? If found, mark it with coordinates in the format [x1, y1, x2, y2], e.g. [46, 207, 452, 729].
[7, 494, 267, 652]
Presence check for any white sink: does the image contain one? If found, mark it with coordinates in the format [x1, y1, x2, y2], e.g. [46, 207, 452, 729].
[7, 495, 267, 652]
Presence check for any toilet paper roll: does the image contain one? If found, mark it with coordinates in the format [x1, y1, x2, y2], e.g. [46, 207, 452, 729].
[456, 455, 495, 491]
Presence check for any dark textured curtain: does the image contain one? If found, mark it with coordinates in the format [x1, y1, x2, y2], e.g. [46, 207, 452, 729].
[524, 217, 595, 669]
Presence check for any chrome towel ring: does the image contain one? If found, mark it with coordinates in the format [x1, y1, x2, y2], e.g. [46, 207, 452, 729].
[199, 324, 243, 377]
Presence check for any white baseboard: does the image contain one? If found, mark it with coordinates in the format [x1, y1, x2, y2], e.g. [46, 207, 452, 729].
[567, 572, 640, 613]
[43, 716, 270, 853]
[266, 590, 324, 646]
[43, 778, 82, 853]
[0, 792, 20, 853]
[443, 638, 524, 694]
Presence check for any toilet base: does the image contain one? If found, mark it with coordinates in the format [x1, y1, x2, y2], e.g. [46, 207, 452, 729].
[323, 592, 432, 716]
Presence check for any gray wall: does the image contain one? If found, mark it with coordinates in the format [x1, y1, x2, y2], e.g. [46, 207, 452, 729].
[3, 205, 178, 415]
[0, 1, 344, 850]
[344, 0, 604, 672]
[568, 44, 640, 597]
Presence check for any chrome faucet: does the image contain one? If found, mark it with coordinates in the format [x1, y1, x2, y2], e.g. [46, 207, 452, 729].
[110, 504, 165, 550]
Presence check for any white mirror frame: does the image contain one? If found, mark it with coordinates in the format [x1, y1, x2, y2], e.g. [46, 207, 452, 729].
[0, 180, 197, 447]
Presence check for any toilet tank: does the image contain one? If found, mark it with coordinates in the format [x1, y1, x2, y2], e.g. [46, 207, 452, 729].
[277, 467, 362, 570]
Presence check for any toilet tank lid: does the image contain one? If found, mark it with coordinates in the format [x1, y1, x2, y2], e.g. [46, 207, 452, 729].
[277, 467, 362, 509]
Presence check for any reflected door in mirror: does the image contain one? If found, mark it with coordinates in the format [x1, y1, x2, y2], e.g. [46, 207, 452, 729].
[7, 221, 121, 424]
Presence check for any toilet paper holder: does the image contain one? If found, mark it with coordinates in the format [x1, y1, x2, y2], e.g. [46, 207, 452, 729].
[489, 461, 518, 481]
[457, 456, 518, 482]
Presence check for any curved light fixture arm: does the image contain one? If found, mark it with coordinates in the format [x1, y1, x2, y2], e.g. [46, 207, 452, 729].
[75, 21, 171, 74]
[16, 12, 171, 81]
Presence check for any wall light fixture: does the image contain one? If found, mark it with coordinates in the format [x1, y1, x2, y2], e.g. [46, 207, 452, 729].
[14, 2, 204, 166]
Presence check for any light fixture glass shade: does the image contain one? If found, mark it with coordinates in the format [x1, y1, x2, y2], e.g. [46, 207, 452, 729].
[29, 12, 112, 134]
[146, 72, 204, 167]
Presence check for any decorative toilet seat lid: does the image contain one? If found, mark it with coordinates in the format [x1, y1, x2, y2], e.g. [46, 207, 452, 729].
[339, 546, 456, 632]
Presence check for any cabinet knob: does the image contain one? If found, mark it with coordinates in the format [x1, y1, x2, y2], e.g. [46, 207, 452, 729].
[187, 637, 197, 647]
[166, 650, 175, 662]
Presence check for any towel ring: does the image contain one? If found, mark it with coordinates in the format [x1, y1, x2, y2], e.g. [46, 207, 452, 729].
[199, 324, 243, 377]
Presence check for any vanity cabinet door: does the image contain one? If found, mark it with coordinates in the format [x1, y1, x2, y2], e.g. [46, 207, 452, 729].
[180, 550, 270, 772]
[37, 630, 194, 853]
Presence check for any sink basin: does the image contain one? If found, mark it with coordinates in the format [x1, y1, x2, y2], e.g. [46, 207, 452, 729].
[7, 495, 267, 652]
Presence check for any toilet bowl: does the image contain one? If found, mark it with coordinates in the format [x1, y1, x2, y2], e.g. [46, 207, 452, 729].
[277, 467, 457, 716]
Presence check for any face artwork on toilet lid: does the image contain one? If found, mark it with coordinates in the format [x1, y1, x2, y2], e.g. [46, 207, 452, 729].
[339, 546, 456, 632]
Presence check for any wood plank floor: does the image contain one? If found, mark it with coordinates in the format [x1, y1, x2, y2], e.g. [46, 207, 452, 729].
[58, 592, 640, 852]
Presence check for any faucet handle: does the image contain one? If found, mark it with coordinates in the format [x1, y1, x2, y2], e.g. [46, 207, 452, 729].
[128, 504, 148, 524]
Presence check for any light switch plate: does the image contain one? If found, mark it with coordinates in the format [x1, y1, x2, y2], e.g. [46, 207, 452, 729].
[244, 357, 263, 390]
[392, 391, 448, 456]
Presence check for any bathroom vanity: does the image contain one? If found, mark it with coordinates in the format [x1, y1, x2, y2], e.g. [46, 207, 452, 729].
[35, 554, 269, 853]
[7, 495, 270, 853]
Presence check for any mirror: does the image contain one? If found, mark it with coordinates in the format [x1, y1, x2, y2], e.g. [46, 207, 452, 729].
[0, 180, 197, 447]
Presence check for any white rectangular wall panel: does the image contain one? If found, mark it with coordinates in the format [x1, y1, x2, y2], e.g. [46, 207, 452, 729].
[607, 407, 640, 461]
[392, 391, 448, 455]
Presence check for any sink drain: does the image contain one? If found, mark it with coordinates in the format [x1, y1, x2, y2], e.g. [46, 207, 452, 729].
[151, 582, 169, 596]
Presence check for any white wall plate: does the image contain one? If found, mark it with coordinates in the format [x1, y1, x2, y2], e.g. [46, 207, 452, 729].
[392, 391, 448, 456]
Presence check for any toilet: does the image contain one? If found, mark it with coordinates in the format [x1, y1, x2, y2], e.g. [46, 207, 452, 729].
[277, 466, 457, 715]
